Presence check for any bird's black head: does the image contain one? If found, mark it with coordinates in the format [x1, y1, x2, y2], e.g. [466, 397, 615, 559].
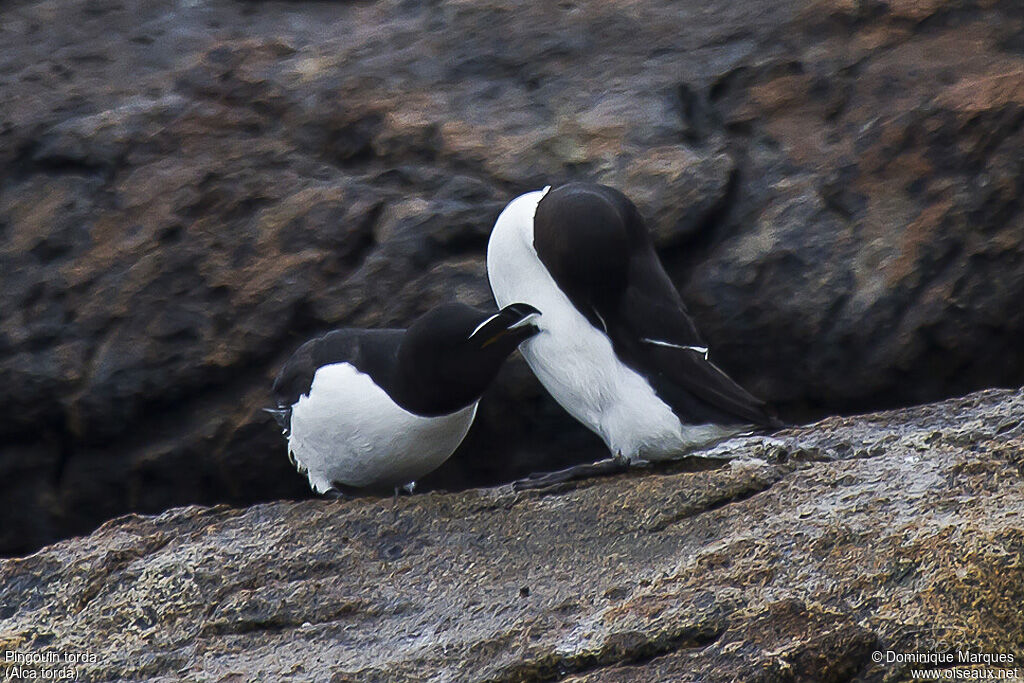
[395, 302, 541, 416]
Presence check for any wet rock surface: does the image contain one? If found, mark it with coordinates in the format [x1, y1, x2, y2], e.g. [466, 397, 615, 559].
[1, 387, 1023, 681]
[2, 0, 1023, 554]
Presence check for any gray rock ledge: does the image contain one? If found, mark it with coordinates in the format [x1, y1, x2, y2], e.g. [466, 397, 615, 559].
[2, 387, 1023, 681]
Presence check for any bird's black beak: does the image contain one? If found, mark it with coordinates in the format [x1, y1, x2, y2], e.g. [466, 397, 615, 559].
[471, 303, 541, 348]
[501, 302, 541, 328]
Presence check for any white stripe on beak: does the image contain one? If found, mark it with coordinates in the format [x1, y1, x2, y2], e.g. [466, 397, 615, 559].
[468, 312, 503, 340]
[507, 312, 540, 330]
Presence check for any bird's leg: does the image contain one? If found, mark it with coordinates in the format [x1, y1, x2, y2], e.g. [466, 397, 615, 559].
[388, 481, 416, 522]
[322, 488, 346, 500]
[512, 453, 633, 491]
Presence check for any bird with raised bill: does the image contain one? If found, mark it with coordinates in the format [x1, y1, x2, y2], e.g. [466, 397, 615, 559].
[487, 182, 781, 488]
[267, 303, 541, 498]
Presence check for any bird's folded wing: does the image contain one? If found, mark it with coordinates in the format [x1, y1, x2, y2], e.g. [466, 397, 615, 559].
[609, 285, 779, 428]
[271, 328, 403, 410]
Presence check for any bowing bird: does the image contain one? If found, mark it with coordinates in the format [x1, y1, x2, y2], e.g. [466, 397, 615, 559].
[268, 303, 541, 497]
[487, 183, 780, 487]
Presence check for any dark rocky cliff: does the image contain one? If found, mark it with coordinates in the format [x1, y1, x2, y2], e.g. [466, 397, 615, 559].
[1, 388, 1022, 681]
[2, 0, 1023, 554]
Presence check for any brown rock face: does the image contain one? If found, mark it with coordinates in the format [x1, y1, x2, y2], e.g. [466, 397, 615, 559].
[1, 0, 1023, 554]
[1, 388, 1022, 681]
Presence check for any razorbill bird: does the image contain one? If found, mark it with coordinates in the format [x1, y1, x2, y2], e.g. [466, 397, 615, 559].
[487, 182, 780, 487]
[267, 303, 541, 497]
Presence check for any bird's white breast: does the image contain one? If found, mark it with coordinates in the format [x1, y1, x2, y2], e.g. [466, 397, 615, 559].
[487, 189, 738, 461]
[287, 362, 477, 492]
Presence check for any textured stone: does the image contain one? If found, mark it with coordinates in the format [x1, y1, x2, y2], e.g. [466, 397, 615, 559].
[1, 388, 1023, 681]
[1, 0, 1023, 554]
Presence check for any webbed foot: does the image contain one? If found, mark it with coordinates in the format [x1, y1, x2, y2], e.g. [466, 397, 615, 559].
[512, 457, 633, 491]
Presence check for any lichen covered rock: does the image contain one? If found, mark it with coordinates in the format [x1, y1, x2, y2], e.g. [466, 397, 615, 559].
[2, 388, 1022, 681]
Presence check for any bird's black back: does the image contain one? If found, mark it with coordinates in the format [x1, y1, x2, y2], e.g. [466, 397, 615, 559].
[271, 328, 403, 420]
[271, 303, 539, 422]
[533, 182, 779, 428]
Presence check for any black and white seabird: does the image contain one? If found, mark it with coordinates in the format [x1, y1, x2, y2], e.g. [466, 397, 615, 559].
[487, 182, 780, 486]
[267, 303, 541, 496]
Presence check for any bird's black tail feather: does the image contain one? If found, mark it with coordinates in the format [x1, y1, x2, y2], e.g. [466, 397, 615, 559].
[263, 407, 291, 433]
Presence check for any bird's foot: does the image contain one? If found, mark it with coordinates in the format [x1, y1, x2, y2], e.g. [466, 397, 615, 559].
[512, 457, 633, 491]
[390, 484, 410, 522]
[613, 451, 636, 468]
[322, 488, 346, 500]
